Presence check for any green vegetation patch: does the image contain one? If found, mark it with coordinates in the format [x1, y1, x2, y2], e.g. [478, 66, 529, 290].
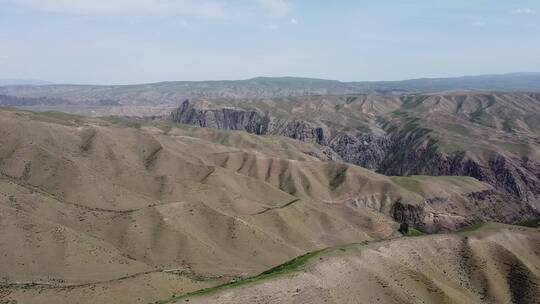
[456, 222, 485, 234]
[498, 142, 530, 156]
[502, 119, 515, 133]
[455, 221, 540, 236]
[391, 110, 408, 117]
[470, 109, 495, 128]
[516, 218, 540, 228]
[434, 140, 466, 154]
[79, 128, 97, 152]
[524, 114, 540, 132]
[397, 117, 432, 139]
[443, 123, 471, 136]
[345, 96, 358, 104]
[160, 249, 327, 303]
[389, 175, 479, 195]
[430, 175, 480, 187]
[402, 95, 429, 110]
[28, 110, 85, 126]
[397, 222, 427, 237]
[390, 176, 423, 195]
[143, 146, 163, 169]
[100, 116, 141, 129]
[154, 123, 173, 135]
[405, 227, 426, 237]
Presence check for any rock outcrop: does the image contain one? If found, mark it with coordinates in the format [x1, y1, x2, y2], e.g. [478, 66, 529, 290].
[391, 189, 537, 233]
[170, 99, 271, 134]
[377, 137, 540, 204]
[329, 133, 392, 170]
[274, 120, 329, 145]
[170, 100, 331, 145]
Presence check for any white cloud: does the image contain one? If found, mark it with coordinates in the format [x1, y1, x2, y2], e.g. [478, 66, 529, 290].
[255, 0, 290, 17]
[0, 0, 231, 19]
[510, 8, 537, 15]
[472, 21, 486, 27]
[1, 0, 294, 19]
[290, 18, 297, 24]
[265, 24, 279, 30]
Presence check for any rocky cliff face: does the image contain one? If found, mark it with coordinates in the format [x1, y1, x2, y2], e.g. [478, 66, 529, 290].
[376, 135, 540, 205]
[170, 100, 331, 145]
[273, 120, 329, 145]
[170, 99, 271, 134]
[329, 133, 392, 170]
[169, 100, 540, 218]
[391, 189, 538, 233]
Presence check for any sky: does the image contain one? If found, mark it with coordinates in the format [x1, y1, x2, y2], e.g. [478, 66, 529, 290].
[0, 0, 539, 84]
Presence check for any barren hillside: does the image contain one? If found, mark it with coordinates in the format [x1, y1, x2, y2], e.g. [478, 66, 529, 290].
[0, 108, 535, 304]
[178, 224, 540, 304]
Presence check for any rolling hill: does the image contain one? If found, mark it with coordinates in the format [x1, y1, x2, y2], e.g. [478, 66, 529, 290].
[174, 224, 540, 304]
[0, 108, 536, 304]
[0, 75, 539, 304]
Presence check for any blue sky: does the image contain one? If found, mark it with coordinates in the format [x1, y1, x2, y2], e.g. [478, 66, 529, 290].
[0, 0, 539, 84]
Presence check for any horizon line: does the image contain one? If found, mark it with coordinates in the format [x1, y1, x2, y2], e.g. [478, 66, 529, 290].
[2, 71, 539, 87]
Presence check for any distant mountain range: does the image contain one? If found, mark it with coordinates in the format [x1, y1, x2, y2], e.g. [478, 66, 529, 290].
[0, 79, 53, 86]
[1, 73, 540, 106]
[352, 72, 540, 93]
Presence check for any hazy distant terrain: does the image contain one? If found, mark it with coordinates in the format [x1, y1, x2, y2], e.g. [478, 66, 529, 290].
[0, 79, 53, 86]
[1, 73, 540, 107]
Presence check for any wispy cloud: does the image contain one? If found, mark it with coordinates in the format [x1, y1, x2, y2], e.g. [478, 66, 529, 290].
[510, 8, 537, 15]
[265, 23, 279, 30]
[471, 21, 487, 27]
[255, 0, 290, 17]
[0, 0, 275, 19]
[1, 0, 295, 20]
[290, 18, 297, 24]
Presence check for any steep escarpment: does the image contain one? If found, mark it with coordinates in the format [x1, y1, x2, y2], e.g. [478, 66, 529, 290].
[168, 95, 540, 213]
[170, 100, 332, 145]
[273, 120, 330, 145]
[378, 141, 540, 204]
[341, 130, 540, 208]
[393, 190, 536, 233]
[170, 99, 271, 134]
[328, 133, 392, 170]
[374, 93, 540, 205]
